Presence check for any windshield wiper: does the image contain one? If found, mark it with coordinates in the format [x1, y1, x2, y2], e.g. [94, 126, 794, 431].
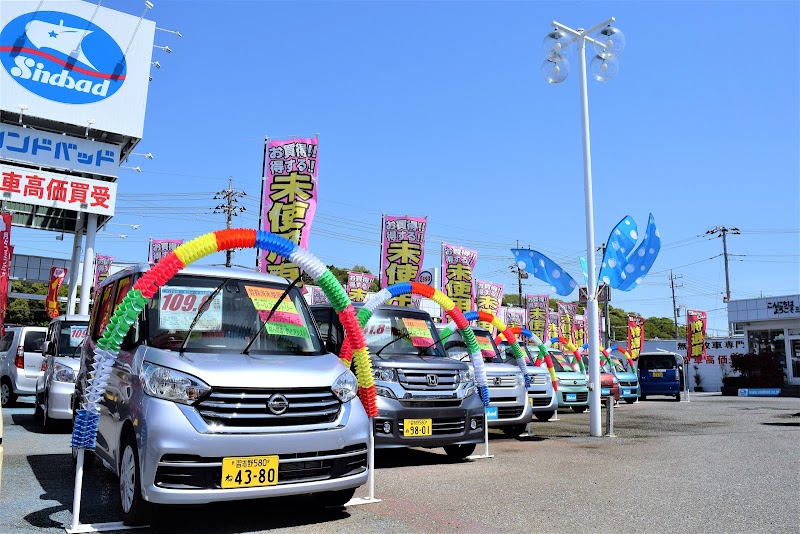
[70, 338, 86, 358]
[374, 327, 412, 358]
[242, 275, 302, 355]
[179, 278, 231, 354]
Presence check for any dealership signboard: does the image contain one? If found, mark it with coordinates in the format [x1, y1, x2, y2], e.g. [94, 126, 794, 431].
[0, 0, 156, 139]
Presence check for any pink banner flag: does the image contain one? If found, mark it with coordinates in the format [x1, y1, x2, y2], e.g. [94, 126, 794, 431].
[309, 285, 330, 305]
[150, 239, 182, 263]
[548, 311, 560, 348]
[525, 294, 549, 343]
[260, 137, 319, 283]
[504, 308, 526, 328]
[346, 271, 375, 303]
[93, 254, 114, 295]
[557, 302, 577, 346]
[441, 243, 478, 320]
[475, 280, 504, 333]
[380, 215, 427, 306]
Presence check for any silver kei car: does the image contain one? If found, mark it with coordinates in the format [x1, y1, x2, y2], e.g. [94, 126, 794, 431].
[35, 315, 89, 431]
[74, 265, 370, 525]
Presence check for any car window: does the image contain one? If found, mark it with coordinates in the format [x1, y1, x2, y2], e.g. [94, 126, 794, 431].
[549, 352, 576, 372]
[59, 322, 89, 357]
[23, 331, 46, 352]
[93, 283, 116, 339]
[442, 329, 503, 363]
[639, 356, 677, 370]
[364, 308, 446, 358]
[0, 331, 14, 352]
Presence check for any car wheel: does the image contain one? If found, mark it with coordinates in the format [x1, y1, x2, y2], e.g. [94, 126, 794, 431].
[624, 398, 636, 404]
[535, 411, 554, 422]
[42, 391, 56, 433]
[443, 443, 476, 460]
[571, 406, 587, 413]
[316, 487, 356, 508]
[34, 392, 44, 418]
[1, 379, 17, 407]
[675, 392, 681, 402]
[501, 424, 526, 438]
[119, 433, 152, 526]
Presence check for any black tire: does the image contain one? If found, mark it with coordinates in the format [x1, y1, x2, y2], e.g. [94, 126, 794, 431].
[1, 379, 17, 407]
[443, 443, 476, 460]
[571, 406, 587, 413]
[41, 391, 56, 433]
[501, 424, 526, 438]
[119, 433, 152, 526]
[535, 411, 554, 422]
[624, 398, 635, 404]
[316, 487, 357, 507]
[34, 392, 44, 418]
[675, 392, 681, 402]
[640, 395, 647, 401]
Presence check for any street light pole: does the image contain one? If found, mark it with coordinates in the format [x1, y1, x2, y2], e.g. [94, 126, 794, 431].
[543, 17, 623, 437]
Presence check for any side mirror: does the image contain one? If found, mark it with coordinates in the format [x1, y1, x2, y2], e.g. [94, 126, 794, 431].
[41, 340, 51, 355]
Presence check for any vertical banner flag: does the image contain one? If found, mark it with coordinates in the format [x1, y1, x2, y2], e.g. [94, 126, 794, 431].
[380, 215, 427, 306]
[557, 302, 577, 345]
[505, 308, 525, 328]
[346, 271, 375, 303]
[627, 316, 645, 360]
[687, 309, 707, 362]
[548, 311, 560, 348]
[46, 267, 67, 319]
[0, 213, 11, 337]
[309, 285, 330, 305]
[441, 243, 478, 320]
[261, 138, 320, 282]
[411, 295, 422, 309]
[475, 280, 504, 333]
[150, 239, 183, 263]
[93, 255, 114, 295]
[573, 317, 586, 349]
[526, 294, 549, 343]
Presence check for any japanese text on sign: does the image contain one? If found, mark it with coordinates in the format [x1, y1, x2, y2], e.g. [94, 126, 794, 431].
[158, 287, 222, 331]
[526, 294, 549, 342]
[476, 280, 503, 333]
[627, 315, 645, 360]
[150, 240, 182, 264]
[548, 311, 560, 348]
[505, 308, 525, 329]
[245, 286, 310, 339]
[767, 300, 797, 315]
[347, 271, 375, 303]
[261, 138, 319, 283]
[557, 302, 577, 345]
[381, 215, 427, 307]
[401, 317, 433, 347]
[442, 243, 478, 320]
[687, 309, 707, 361]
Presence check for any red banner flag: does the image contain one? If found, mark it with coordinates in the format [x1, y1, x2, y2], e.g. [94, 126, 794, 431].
[0, 213, 12, 337]
[687, 309, 707, 362]
[46, 266, 68, 319]
[627, 315, 645, 360]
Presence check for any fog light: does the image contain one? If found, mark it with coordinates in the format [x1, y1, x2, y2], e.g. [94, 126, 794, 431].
[382, 421, 391, 434]
[470, 419, 478, 430]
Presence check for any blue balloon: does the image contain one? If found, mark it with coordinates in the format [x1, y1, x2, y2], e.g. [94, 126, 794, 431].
[511, 249, 577, 297]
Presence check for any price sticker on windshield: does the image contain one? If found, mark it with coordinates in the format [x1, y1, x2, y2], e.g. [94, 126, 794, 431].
[245, 286, 309, 339]
[474, 335, 496, 358]
[158, 287, 222, 331]
[70, 326, 88, 347]
[401, 317, 434, 347]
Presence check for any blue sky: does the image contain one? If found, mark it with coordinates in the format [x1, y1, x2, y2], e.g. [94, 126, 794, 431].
[13, 1, 800, 335]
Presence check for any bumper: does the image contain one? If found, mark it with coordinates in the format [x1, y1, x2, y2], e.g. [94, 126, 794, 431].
[600, 385, 621, 401]
[372, 393, 485, 448]
[46, 381, 76, 420]
[138, 396, 370, 505]
[618, 384, 640, 400]
[527, 388, 557, 413]
[641, 382, 681, 396]
[486, 385, 532, 428]
[555, 386, 590, 408]
[13, 372, 39, 396]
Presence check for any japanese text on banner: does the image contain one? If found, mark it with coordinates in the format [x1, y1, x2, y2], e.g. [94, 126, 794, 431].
[261, 138, 319, 283]
[573, 318, 585, 349]
[46, 266, 67, 319]
[505, 308, 525, 329]
[627, 316, 645, 360]
[346, 271, 375, 303]
[380, 215, 427, 306]
[548, 311, 560, 348]
[441, 243, 477, 320]
[150, 239, 182, 264]
[93, 254, 114, 296]
[687, 310, 707, 361]
[557, 302, 577, 345]
[525, 294, 549, 342]
[308, 285, 330, 305]
[0, 214, 12, 337]
[475, 281, 503, 333]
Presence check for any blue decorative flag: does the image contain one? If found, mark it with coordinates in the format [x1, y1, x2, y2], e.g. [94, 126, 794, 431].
[617, 213, 661, 291]
[512, 249, 577, 297]
[598, 215, 638, 289]
[579, 256, 589, 285]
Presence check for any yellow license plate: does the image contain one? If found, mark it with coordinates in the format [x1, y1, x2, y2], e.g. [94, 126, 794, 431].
[221, 455, 279, 489]
[652, 371, 663, 377]
[529, 397, 534, 406]
[403, 418, 432, 437]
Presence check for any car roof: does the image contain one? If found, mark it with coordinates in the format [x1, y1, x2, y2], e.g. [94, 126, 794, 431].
[99, 264, 291, 288]
[50, 314, 90, 323]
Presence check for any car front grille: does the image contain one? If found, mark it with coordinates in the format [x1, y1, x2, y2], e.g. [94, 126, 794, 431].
[399, 399, 462, 408]
[562, 391, 589, 403]
[196, 387, 341, 429]
[530, 397, 552, 407]
[154, 445, 367, 490]
[397, 417, 465, 435]
[497, 406, 524, 419]
[530, 375, 547, 385]
[397, 369, 459, 391]
[619, 380, 638, 387]
[488, 375, 517, 388]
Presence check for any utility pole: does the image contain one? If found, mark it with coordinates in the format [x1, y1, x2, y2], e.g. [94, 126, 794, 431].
[669, 270, 683, 338]
[705, 226, 740, 303]
[213, 178, 246, 267]
[509, 240, 528, 308]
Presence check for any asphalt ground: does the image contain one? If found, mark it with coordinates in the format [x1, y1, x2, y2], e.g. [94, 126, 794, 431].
[1, 393, 798, 533]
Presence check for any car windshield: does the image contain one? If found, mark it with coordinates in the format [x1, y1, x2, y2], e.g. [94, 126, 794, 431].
[638, 355, 677, 370]
[363, 308, 446, 358]
[59, 321, 88, 357]
[549, 351, 577, 373]
[499, 341, 534, 365]
[441, 328, 503, 363]
[146, 275, 323, 355]
[610, 357, 632, 373]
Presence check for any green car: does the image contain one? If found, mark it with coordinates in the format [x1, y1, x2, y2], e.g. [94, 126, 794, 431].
[547, 350, 590, 413]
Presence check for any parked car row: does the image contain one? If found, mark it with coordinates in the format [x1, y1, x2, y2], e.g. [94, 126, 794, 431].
[0, 264, 686, 526]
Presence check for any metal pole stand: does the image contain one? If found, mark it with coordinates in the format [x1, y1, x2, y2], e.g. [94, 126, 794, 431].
[467, 412, 494, 460]
[604, 395, 616, 438]
[519, 420, 535, 438]
[552, 408, 560, 421]
[345, 422, 381, 506]
[66, 449, 148, 533]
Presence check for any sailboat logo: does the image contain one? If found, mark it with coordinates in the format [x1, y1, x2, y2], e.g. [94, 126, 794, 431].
[1, 10, 127, 105]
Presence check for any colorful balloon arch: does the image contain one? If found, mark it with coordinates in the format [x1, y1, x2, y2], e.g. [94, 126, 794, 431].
[557, 337, 586, 373]
[439, 310, 531, 388]
[338, 282, 491, 406]
[495, 326, 558, 391]
[71, 229, 378, 451]
[609, 344, 637, 373]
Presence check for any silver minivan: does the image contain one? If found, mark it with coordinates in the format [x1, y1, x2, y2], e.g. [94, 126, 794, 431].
[1, 325, 47, 407]
[74, 265, 369, 525]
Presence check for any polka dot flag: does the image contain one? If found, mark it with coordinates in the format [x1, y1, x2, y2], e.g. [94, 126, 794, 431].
[511, 248, 578, 296]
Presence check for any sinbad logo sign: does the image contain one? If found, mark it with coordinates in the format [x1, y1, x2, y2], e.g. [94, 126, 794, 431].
[0, 11, 126, 105]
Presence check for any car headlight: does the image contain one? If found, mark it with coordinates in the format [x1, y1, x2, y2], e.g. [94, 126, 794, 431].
[515, 373, 525, 386]
[459, 369, 474, 384]
[141, 362, 210, 405]
[373, 368, 398, 382]
[53, 362, 76, 383]
[464, 384, 476, 398]
[332, 371, 358, 403]
[612, 376, 619, 384]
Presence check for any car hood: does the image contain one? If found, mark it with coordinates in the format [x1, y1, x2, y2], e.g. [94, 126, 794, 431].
[615, 372, 638, 381]
[141, 348, 349, 388]
[53, 356, 80, 371]
[484, 362, 520, 377]
[372, 355, 469, 371]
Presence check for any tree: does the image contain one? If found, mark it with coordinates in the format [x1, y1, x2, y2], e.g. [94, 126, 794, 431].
[5, 280, 73, 326]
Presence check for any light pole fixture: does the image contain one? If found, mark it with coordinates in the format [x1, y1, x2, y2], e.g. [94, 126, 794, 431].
[542, 17, 625, 437]
[151, 61, 161, 69]
[120, 165, 141, 172]
[153, 44, 172, 53]
[156, 27, 183, 38]
[131, 152, 154, 159]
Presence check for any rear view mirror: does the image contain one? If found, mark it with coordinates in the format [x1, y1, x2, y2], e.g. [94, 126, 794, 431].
[41, 340, 50, 355]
